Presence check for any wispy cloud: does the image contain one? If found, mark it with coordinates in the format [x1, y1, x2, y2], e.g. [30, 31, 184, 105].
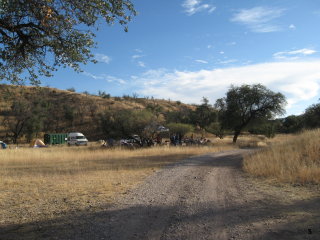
[131, 50, 147, 67]
[289, 24, 296, 30]
[227, 41, 237, 46]
[138, 61, 146, 68]
[195, 59, 208, 64]
[132, 54, 145, 59]
[95, 53, 111, 64]
[182, 0, 216, 16]
[231, 6, 285, 33]
[83, 72, 126, 84]
[134, 61, 320, 115]
[273, 48, 316, 60]
[218, 59, 238, 64]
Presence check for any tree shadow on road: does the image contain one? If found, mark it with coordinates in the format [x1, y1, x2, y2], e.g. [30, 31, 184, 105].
[1, 194, 319, 240]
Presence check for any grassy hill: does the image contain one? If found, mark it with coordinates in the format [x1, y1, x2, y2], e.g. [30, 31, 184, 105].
[0, 84, 195, 143]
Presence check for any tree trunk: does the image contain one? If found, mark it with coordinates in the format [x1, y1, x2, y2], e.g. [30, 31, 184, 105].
[233, 130, 241, 143]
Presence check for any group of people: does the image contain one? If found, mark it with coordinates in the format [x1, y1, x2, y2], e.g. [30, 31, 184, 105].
[100, 134, 212, 148]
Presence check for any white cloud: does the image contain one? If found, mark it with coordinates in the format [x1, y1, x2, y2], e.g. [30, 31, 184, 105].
[289, 24, 296, 30]
[83, 72, 126, 84]
[273, 48, 316, 60]
[207, 44, 213, 49]
[182, 0, 216, 16]
[134, 61, 320, 115]
[138, 61, 146, 67]
[132, 54, 145, 59]
[95, 53, 111, 64]
[195, 59, 208, 64]
[231, 6, 285, 33]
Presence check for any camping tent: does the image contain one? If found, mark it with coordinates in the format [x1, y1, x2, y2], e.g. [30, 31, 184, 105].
[30, 139, 47, 148]
[0, 141, 7, 149]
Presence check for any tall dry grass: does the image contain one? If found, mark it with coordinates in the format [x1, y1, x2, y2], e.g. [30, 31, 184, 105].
[0, 144, 234, 226]
[243, 129, 320, 184]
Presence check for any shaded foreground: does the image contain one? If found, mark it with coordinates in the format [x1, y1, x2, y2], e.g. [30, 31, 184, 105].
[1, 149, 320, 239]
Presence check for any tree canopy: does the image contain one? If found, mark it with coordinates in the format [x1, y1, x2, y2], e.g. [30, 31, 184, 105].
[215, 84, 286, 143]
[304, 103, 320, 129]
[0, 0, 136, 84]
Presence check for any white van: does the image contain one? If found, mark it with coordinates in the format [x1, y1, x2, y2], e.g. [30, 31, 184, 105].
[67, 132, 88, 146]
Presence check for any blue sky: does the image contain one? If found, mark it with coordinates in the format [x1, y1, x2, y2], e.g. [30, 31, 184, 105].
[41, 0, 320, 116]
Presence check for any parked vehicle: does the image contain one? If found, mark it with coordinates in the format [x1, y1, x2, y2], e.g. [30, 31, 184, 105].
[67, 132, 88, 146]
[44, 133, 68, 145]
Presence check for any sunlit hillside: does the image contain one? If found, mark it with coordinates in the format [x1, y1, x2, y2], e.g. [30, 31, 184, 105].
[0, 84, 195, 142]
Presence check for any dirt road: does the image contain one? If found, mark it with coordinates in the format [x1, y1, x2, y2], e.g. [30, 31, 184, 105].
[1, 149, 319, 239]
[102, 149, 319, 240]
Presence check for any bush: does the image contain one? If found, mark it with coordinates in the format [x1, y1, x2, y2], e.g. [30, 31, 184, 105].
[166, 123, 194, 137]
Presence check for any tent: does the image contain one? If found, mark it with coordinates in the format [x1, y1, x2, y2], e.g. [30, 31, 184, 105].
[0, 141, 7, 149]
[30, 139, 47, 148]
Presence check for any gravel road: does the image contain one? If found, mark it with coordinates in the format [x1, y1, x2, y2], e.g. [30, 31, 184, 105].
[103, 149, 320, 240]
[2, 149, 319, 240]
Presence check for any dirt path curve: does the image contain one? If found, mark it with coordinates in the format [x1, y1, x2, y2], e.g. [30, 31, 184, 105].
[102, 149, 320, 240]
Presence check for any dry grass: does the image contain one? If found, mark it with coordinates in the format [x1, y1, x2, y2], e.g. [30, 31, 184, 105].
[0, 144, 235, 226]
[243, 129, 320, 184]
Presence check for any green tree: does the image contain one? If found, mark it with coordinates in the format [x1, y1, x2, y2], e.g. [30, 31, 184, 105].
[215, 84, 286, 143]
[192, 97, 217, 129]
[303, 103, 320, 129]
[3, 99, 32, 143]
[206, 122, 225, 139]
[166, 123, 194, 138]
[280, 115, 304, 133]
[0, 0, 136, 84]
[99, 109, 155, 139]
[166, 106, 193, 124]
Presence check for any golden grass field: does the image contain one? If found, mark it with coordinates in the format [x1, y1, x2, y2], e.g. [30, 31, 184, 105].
[244, 129, 320, 184]
[0, 143, 235, 226]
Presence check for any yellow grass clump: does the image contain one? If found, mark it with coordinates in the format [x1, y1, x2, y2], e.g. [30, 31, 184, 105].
[0, 144, 234, 226]
[243, 129, 320, 184]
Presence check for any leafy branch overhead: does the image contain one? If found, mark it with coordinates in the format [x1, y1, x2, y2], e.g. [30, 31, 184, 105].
[0, 0, 136, 84]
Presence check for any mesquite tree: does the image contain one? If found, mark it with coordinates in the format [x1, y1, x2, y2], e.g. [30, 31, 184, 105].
[0, 0, 136, 84]
[215, 84, 286, 143]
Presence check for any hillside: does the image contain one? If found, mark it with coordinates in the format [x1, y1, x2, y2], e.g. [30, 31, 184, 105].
[0, 84, 196, 143]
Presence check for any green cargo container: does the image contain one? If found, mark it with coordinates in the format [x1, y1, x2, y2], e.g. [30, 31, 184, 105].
[44, 133, 68, 145]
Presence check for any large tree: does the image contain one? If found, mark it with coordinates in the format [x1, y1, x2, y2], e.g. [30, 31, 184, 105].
[215, 84, 286, 143]
[303, 103, 320, 129]
[192, 97, 217, 129]
[0, 0, 136, 84]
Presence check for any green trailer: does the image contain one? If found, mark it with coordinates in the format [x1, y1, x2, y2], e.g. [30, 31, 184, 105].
[44, 133, 68, 145]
